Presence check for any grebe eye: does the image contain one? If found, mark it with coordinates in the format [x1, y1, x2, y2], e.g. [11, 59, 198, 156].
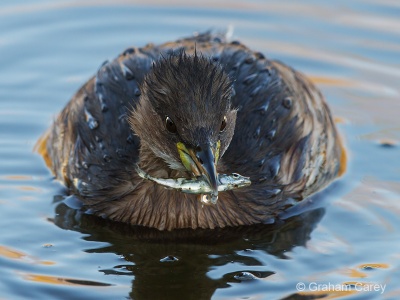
[220, 116, 227, 132]
[165, 116, 177, 133]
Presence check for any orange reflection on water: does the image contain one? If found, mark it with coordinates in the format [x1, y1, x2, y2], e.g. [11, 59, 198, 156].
[344, 268, 367, 279]
[299, 289, 357, 299]
[22, 273, 112, 287]
[333, 117, 349, 124]
[18, 186, 40, 192]
[359, 263, 389, 270]
[0, 245, 25, 260]
[3, 175, 33, 181]
[1, 174, 41, 195]
[308, 76, 351, 87]
[23, 274, 77, 286]
[0, 245, 54, 266]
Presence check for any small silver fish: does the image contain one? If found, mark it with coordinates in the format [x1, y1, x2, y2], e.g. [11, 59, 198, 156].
[135, 165, 251, 204]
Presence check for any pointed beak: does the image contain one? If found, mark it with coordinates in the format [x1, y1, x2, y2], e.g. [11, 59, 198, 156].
[194, 144, 218, 193]
[177, 142, 220, 199]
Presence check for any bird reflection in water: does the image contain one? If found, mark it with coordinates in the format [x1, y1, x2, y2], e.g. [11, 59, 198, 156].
[50, 192, 327, 300]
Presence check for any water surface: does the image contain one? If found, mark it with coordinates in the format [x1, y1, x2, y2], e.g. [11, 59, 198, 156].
[1, 1, 400, 299]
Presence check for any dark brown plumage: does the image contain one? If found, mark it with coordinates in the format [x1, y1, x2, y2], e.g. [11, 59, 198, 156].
[38, 32, 346, 230]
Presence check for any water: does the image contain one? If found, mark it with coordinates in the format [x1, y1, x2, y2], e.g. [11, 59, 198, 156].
[1, 0, 399, 299]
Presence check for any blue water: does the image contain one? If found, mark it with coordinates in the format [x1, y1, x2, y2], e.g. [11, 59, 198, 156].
[1, 1, 399, 299]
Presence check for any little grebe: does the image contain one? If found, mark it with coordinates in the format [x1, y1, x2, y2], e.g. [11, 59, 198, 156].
[38, 32, 346, 230]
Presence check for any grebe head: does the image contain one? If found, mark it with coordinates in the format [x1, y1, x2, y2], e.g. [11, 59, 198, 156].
[129, 52, 237, 196]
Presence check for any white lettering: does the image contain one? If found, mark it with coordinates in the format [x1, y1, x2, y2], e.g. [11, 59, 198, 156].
[297, 282, 386, 294]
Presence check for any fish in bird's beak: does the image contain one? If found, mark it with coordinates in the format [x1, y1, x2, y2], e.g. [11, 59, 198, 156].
[177, 141, 220, 203]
